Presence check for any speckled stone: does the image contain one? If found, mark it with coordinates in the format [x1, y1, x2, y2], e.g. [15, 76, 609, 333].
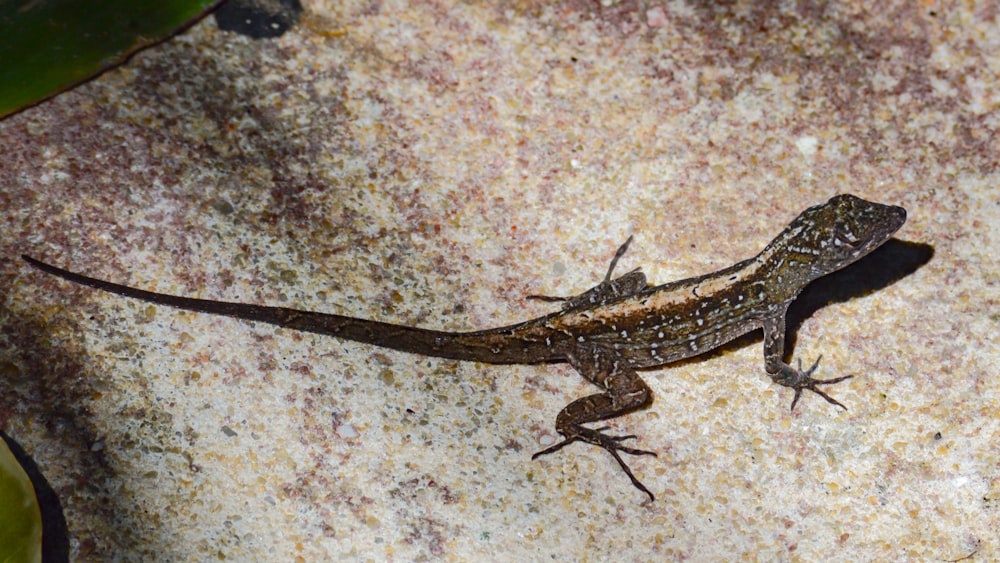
[1, 1, 997, 560]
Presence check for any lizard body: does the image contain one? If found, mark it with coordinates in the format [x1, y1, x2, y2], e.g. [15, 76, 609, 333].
[23, 193, 906, 501]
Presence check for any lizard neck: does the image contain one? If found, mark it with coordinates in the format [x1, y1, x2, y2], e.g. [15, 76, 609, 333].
[752, 223, 824, 303]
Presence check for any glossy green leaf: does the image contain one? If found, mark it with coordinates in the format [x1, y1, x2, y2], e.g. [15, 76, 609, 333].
[0, 0, 222, 118]
[0, 439, 41, 563]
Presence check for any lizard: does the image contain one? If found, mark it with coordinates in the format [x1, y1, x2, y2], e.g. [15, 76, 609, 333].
[22, 193, 906, 501]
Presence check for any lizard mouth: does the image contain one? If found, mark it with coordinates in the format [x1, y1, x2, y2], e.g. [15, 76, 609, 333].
[860, 202, 907, 250]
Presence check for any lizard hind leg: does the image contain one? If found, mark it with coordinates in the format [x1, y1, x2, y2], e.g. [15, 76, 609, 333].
[532, 344, 657, 501]
[527, 236, 649, 309]
[532, 422, 657, 501]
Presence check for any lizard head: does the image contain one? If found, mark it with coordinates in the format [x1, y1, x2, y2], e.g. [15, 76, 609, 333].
[763, 193, 907, 286]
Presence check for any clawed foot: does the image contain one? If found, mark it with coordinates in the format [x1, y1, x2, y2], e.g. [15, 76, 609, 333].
[532, 425, 657, 501]
[526, 236, 649, 310]
[774, 356, 854, 411]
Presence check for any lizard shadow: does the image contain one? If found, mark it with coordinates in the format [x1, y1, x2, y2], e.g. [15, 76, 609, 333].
[660, 238, 934, 374]
[785, 238, 933, 337]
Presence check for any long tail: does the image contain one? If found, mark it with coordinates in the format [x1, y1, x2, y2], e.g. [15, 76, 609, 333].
[22, 255, 555, 364]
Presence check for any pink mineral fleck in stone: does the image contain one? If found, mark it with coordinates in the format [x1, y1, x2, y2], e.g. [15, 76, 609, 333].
[647, 7, 667, 28]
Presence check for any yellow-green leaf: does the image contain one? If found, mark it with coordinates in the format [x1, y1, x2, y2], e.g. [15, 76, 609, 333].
[0, 438, 41, 563]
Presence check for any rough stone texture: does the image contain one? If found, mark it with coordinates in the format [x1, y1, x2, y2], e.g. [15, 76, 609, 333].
[1, 1, 997, 559]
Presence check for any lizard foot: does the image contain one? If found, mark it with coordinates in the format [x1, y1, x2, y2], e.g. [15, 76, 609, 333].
[532, 425, 657, 501]
[776, 356, 854, 411]
[525, 236, 648, 310]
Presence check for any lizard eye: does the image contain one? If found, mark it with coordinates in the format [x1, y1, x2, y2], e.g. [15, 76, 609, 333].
[836, 232, 862, 249]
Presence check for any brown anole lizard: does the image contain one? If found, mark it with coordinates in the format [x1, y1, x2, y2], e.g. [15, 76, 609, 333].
[22, 194, 906, 501]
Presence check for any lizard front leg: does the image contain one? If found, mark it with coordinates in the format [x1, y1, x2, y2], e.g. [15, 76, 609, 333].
[532, 343, 656, 501]
[762, 312, 853, 411]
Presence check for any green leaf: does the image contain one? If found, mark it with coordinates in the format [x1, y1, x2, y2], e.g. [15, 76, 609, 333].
[0, 0, 222, 118]
[0, 438, 41, 563]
